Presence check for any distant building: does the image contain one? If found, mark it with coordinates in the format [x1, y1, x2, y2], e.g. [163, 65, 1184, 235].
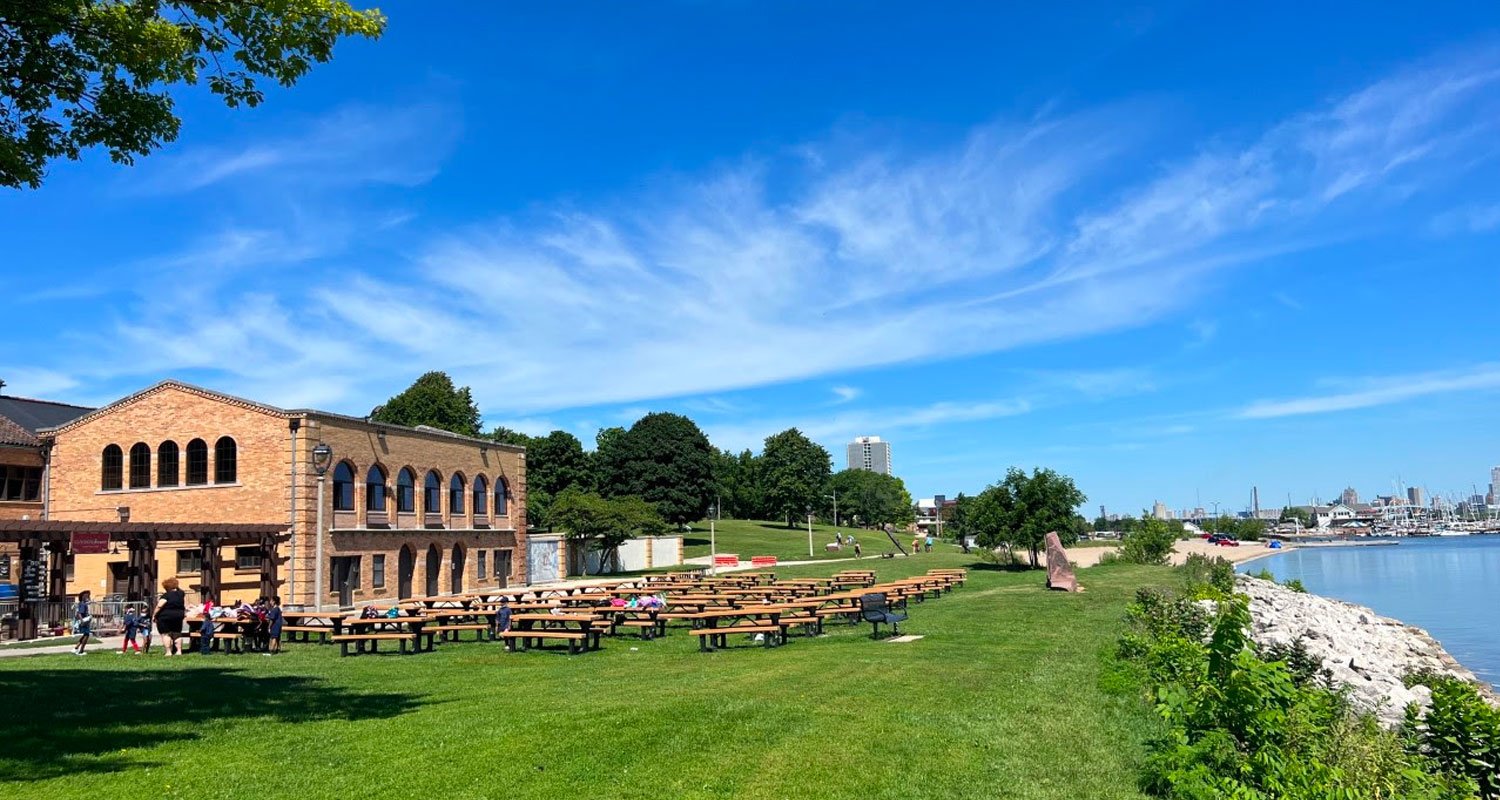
[1490, 466, 1500, 504]
[846, 436, 892, 475]
[1152, 500, 1169, 520]
[1407, 487, 1425, 507]
[1340, 487, 1359, 507]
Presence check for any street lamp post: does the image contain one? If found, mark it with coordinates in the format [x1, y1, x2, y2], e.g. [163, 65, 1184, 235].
[826, 489, 839, 528]
[311, 442, 333, 612]
[708, 496, 720, 577]
[806, 506, 814, 558]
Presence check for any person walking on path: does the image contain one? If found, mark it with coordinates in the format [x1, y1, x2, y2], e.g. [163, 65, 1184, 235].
[120, 605, 143, 654]
[154, 578, 188, 656]
[71, 590, 93, 655]
[265, 596, 283, 656]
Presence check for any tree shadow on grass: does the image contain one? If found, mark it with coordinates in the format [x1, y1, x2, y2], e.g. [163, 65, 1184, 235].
[0, 667, 425, 783]
[682, 536, 710, 548]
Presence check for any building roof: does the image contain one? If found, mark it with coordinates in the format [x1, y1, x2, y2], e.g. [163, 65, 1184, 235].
[0, 395, 94, 447]
[37, 379, 524, 453]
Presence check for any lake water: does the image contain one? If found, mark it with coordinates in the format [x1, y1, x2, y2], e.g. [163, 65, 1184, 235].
[1241, 535, 1500, 685]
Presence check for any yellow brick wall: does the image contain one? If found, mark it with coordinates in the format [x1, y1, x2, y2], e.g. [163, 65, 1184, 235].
[0, 445, 46, 521]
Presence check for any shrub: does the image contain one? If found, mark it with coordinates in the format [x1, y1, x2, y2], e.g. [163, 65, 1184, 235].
[1120, 518, 1177, 565]
[1250, 567, 1276, 582]
[1282, 578, 1307, 593]
[1097, 550, 1122, 566]
[1413, 677, 1500, 800]
[1259, 636, 1333, 690]
[1179, 553, 1235, 599]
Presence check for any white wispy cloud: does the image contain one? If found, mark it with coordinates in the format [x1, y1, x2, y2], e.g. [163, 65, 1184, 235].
[702, 396, 1034, 454]
[28, 46, 1500, 418]
[1430, 202, 1500, 235]
[1238, 364, 1500, 419]
[830, 386, 861, 404]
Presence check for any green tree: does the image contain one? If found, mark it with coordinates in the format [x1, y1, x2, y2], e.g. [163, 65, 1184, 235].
[1119, 517, 1177, 565]
[591, 425, 627, 494]
[487, 427, 533, 448]
[713, 448, 766, 520]
[2, 1, 385, 189]
[1279, 505, 1316, 529]
[944, 493, 974, 552]
[760, 428, 832, 527]
[827, 468, 913, 529]
[527, 430, 593, 497]
[550, 489, 669, 575]
[970, 467, 1087, 567]
[372, 372, 482, 437]
[603, 413, 715, 527]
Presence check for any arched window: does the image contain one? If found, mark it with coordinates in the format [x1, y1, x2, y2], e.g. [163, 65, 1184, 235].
[424, 471, 441, 515]
[473, 475, 488, 517]
[158, 441, 179, 487]
[332, 461, 355, 511]
[449, 474, 465, 517]
[128, 443, 151, 488]
[495, 477, 510, 517]
[101, 445, 123, 490]
[214, 436, 237, 484]
[366, 464, 388, 512]
[396, 468, 416, 513]
[185, 438, 208, 485]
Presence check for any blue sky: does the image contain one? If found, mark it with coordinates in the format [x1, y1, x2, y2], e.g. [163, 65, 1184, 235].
[4, 2, 1500, 514]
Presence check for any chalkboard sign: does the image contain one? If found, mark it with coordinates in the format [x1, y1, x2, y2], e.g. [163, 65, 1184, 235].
[21, 558, 43, 595]
[0, 555, 9, 580]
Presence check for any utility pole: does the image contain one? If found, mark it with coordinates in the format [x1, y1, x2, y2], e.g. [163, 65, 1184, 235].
[709, 495, 720, 576]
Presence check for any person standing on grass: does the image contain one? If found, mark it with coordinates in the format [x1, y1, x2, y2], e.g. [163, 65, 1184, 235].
[912, 535, 921, 554]
[925, 534, 934, 553]
[154, 578, 187, 656]
[265, 596, 283, 656]
[140, 607, 154, 654]
[121, 605, 142, 654]
[71, 590, 93, 655]
[852, 538, 862, 558]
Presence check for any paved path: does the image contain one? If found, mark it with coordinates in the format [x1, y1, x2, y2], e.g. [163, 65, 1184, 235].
[0, 634, 132, 659]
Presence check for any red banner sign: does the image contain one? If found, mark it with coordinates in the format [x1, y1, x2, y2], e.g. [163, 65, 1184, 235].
[70, 532, 110, 555]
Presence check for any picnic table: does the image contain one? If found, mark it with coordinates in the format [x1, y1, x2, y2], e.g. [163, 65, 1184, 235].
[500, 613, 602, 655]
[185, 615, 248, 653]
[421, 609, 497, 642]
[333, 615, 434, 656]
[689, 607, 789, 651]
[279, 611, 342, 643]
[579, 606, 665, 639]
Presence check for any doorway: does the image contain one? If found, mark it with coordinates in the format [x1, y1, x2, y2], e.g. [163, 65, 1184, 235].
[450, 544, 465, 594]
[425, 545, 440, 597]
[330, 556, 360, 609]
[398, 545, 414, 600]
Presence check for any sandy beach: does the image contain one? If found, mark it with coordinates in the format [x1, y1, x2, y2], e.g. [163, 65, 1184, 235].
[1073, 537, 1285, 568]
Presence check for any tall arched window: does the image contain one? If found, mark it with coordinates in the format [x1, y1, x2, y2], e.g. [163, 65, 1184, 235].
[332, 461, 355, 511]
[424, 470, 442, 514]
[449, 474, 465, 518]
[185, 438, 208, 485]
[495, 477, 510, 517]
[366, 465, 388, 512]
[214, 436, 237, 484]
[473, 475, 488, 517]
[396, 468, 416, 513]
[128, 442, 151, 488]
[158, 441, 179, 487]
[101, 444, 123, 490]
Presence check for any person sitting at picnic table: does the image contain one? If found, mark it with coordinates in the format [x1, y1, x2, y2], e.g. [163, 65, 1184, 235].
[121, 605, 143, 654]
[199, 597, 217, 655]
[266, 596, 283, 656]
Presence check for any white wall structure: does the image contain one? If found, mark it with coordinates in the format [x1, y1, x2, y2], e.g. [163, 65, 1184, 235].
[527, 535, 562, 584]
[567, 536, 684, 575]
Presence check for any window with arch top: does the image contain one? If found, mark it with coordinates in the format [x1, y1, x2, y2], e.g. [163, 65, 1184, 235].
[214, 436, 237, 484]
[424, 470, 441, 514]
[473, 475, 488, 517]
[158, 441, 179, 487]
[495, 477, 510, 517]
[185, 439, 208, 485]
[396, 468, 416, 513]
[366, 464, 388, 512]
[332, 461, 355, 511]
[128, 442, 150, 488]
[101, 444, 123, 490]
[449, 474, 465, 517]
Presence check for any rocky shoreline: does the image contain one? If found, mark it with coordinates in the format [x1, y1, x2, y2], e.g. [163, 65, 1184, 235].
[1235, 574, 1497, 727]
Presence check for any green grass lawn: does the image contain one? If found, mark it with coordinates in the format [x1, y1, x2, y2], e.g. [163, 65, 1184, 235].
[0, 555, 1170, 800]
[682, 518, 925, 562]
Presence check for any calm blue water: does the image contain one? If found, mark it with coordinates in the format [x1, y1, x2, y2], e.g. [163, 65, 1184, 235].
[1241, 535, 1500, 685]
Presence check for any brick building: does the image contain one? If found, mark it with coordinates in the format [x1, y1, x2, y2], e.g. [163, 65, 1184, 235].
[35, 380, 528, 607]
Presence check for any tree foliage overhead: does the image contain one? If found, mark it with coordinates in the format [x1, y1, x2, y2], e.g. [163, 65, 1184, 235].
[827, 468, 913, 528]
[527, 430, 593, 498]
[1, 1, 386, 188]
[713, 448, 768, 521]
[599, 413, 715, 527]
[549, 488, 669, 575]
[371, 371, 482, 437]
[760, 428, 831, 527]
[970, 467, 1087, 567]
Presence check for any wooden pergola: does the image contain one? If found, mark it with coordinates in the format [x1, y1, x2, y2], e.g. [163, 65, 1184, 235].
[0, 520, 288, 640]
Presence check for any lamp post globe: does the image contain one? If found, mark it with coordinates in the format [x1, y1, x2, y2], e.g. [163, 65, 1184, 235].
[311, 442, 333, 476]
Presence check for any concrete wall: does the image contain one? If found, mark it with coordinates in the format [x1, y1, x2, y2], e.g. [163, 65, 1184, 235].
[570, 536, 684, 575]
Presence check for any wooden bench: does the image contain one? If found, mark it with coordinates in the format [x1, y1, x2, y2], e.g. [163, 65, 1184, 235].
[425, 623, 490, 642]
[691, 624, 783, 650]
[332, 632, 420, 657]
[281, 625, 333, 644]
[187, 630, 242, 653]
[498, 629, 591, 655]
